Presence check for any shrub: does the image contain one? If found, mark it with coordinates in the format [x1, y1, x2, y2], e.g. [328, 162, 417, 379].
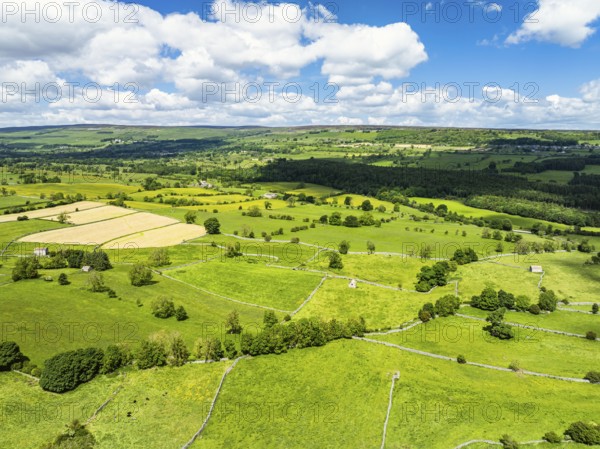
[564, 421, 600, 445]
[129, 264, 153, 286]
[538, 290, 558, 312]
[584, 371, 600, 383]
[12, 257, 40, 282]
[592, 303, 599, 314]
[508, 360, 521, 372]
[151, 297, 176, 319]
[224, 340, 238, 359]
[43, 419, 96, 449]
[40, 348, 104, 393]
[86, 272, 105, 293]
[528, 304, 541, 315]
[290, 237, 300, 244]
[184, 211, 197, 224]
[586, 331, 597, 340]
[147, 248, 170, 267]
[338, 240, 350, 255]
[58, 273, 69, 285]
[457, 354, 467, 364]
[499, 434, 520, 449]
[542, 431, 562, 443]
[328, 252, 343, 269]
[418, 310, 432, 323]
[175, 306, 188, 321]
[0, 342, 25, 371]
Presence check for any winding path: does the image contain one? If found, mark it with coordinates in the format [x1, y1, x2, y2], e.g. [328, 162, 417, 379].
[380, 371, 400, 449]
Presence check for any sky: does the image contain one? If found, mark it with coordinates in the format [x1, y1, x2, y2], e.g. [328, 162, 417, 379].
[0, 0, 599, 129]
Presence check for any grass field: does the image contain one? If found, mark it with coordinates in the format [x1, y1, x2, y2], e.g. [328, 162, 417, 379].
[195, 339, 600, 449]
[461, 306, 600, 336]
[372, 315, 599, 378]
[295, 278, 457, 330]
[0, 363, 230, 449]
[165, 260, 324, 311]
[0, 264, 265, 364]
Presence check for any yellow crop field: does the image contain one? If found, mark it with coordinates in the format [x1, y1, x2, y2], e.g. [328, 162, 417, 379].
[0, 201, 104, 223]
[102, 223, 206, 248]
[19, 212, 178, 245]
[42, 205, 136, 225]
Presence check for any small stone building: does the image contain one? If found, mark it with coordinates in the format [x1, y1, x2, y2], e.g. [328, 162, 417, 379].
[348, 279, 357, 289]
[530, 265, 543, 273]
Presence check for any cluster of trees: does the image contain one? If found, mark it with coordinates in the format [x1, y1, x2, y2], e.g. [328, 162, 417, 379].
[485, 308, 514, 340]
[320, 211, 382, 228]
[418, 295, 461, 322]
[415, 261, 456, 292]
[151, 297, 188, 321]
[585, 252, 600, 265]
[471, 287, 558, 316]
[451, 248, 478, 265]
[41, 420, 96, 449]
[41, 249, 112, 271]
[240, 316, 367, 357]
[12, 257, 40, 281]
[40, 348, 106, 393]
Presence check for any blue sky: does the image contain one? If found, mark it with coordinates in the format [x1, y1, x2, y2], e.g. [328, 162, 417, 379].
[0, 0, 599, 128]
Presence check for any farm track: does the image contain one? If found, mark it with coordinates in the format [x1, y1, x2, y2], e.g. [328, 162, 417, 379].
[353, 337, 590, 383]
[181, 357, 246, 449]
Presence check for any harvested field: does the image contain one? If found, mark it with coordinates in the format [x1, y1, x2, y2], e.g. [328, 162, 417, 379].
[19, 212, 178, 245]
[0, 201, 104, 223]
[102, 223, 206, 248]
[42, 205, 136, 225]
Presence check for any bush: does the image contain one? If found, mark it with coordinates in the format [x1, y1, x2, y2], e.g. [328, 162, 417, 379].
[586, 331, 597, 340]
[129, 264, 153, 286]
[42, 420, 96, 449]
[528, 304, 541, 315]
[147, 248, 170, 267]
[499, 434, 520, 449]
[538, 290, 558, 312]
[40, 348, 104, 393]
[418, 310, 432, 323]
[508, 360, 521, 372]
[86, 272, 105, 293]
[151, 297, 176, 319]
[12, 257, 40, 282]
[542, 431, 562, 443]
[175, 306, 188, 321]
[328, 252, 343, 269]
[457, 354, 467, 364]
[0, 342, 25, 371]
[58, 273, 69, 285]
[100, 345, 129, 374]
[338, 240, 350, 255]
[184, 211, 197, 224]
[592, 303, 599, 314]
[435, 295, 460, 317]
[584, 371, 600, 383]
[564, 422, 600, 445]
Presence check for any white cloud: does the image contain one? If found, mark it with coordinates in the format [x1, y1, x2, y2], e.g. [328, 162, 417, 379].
[506, 0, 600, 47]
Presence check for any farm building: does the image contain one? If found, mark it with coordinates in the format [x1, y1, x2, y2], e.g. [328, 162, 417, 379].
[82, 266, 92, 273]
[33, 247, 49, 257]
[263, 193, 278, 200]
[348, 279, 357, 289]
[530, 265, 543, 273]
